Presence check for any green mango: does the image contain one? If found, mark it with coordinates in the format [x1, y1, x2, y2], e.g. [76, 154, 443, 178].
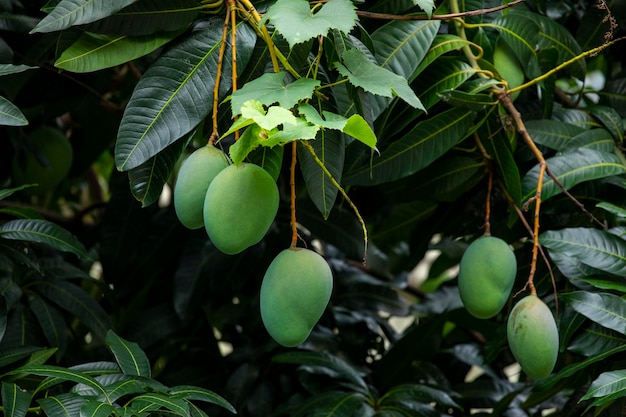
[458, 236, 517, 319]
[174, 145, 230, 229]
[493, 38, 524, 101]
[203, 162, 279, 254]
[12, 126, 73, 194]
[507, 295, 559, 379]
[260, 247, 333, 347]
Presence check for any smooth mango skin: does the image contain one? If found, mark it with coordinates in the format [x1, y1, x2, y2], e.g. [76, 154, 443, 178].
[174, 145, 230, 229]
[203, 162, 279, 254]
[507, 295, 559, 379]
[260, 248, 333, 347]
[493, 38, 524, 101]
[458, 236, 517, 319]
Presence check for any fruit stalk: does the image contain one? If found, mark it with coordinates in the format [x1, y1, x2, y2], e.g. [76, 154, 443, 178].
[290, 142, 298, 248]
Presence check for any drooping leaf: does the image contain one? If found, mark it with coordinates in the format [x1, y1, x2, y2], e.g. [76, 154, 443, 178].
[597, 202, 626, 219]
[55, 29, 185, 73]
[0, 219, 90, 260]
[265, 0, 357, 48]
[0, 64, 35, 76]
[524, 119, 585, 150]
[587, 105, 624, 142]
[8, 365, 108, 398]
[115, 20, 256, 171]
[540, 228, 626, 277]
[414, 59, 476, 110]
[130, 392, 190, 416]
[581, 370, 626, 407]
[562, 291, 626, 334]
[1, 382, 30, 417]
[344, 108, 475, 186]
[0, 346, 44, 368]
[522, 148, 626, 202]
[31, 0, 138, 33]
[414, 34, 472, 77]
[79, 400, 117, 417]
[558, 128, 615, 154]
[38, 393, 87, 417]
[0, 95, 27, 126]
[169, 385, 237, 413]
[105, 330, 151, 377]
[28, 294, 68, 357]
[336, 48, 424, 110]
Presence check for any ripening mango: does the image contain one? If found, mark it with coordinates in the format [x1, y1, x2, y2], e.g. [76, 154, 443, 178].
[458, 236, 517, 319]
[507, 295, 559, 379]
[203, 162, 279, 254]
[260, 247, 333, 347]
[174, 145, 230, 229]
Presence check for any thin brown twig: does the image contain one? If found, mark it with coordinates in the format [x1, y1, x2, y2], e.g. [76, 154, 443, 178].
[211, 11, 231, 143]
[229, 0, 239, 141]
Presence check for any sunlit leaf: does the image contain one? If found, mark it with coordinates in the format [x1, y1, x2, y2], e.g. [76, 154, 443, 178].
[130, 392, 190, 416]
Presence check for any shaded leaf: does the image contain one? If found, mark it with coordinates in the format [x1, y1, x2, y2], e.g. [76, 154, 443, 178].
[28, 294, 67, 357]
[169, 385, 236, 413]
[266, 0, 357, 48]
[32, 0, 137, 33]
[525, 119, 585, 150]
[105, 330, 151, 377]
[79, 400, 116, 417]
[379, 383, 461, 409]
[0, 184, 38, 201]
[8, 365, 108, 398]
[0, 346, 44, 368]
[562, 291, 626, 334]
[0, 219, 90, 260]
[38, 393, 86, 417]
[0, 64, 35, 76]
[558, 128, 615, 154]
[414, 59, 476, 110]
[414, 34, 472, 77]
[522, 148, 626, 202]
[588, 105, 624, 142]
[1, 382, 30, 417]
[130, 392, 190, 416]
[0, 95, 27, 126]
[491, 12, 542, 78]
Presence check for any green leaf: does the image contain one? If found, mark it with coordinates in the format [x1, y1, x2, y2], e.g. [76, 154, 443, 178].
[0, 219, 90, 260]
[0, 346, 44, 368]
[410, 156, 485, 202]
[336, 48, 424, 110]
[540, 228, 626, 277]
[379, 383, 461, 409]
[31, 0, 138, 33]
[558, 128, 615, 154]
[522, 148, 626, 202]
[38, 393, 86, 417]
[491, 12, 542, 79]
[414, 59, 476, 110]
[105, 330, 151, 377]
[582, 370, 626, 410]
[272, 350, 369, 392]
[1, 382, 30, 417]
[0, 64, 35, 76]
[413, 0, 435, 18]
[344, 108, 475, 186]
[562, 291, 626, 334]
[265, 0, 357, 48]
[230, 72, 320, 115]
[525, 119, 585, 150]
[343, 115, 377, 149]
[8, 365, 108, 399]
[438, 89, 495, 111]
[298, 103, 376, 149]
[79, 400, 116, 417]
[0, 184, 38, 201]
[115, 21, 256, 171]
[0, 96, 27, 126]
[169, 385, 236, 413]
[597, 202, 626, 218]
[588, 105, 624, 142]
[241, 101, 297, 130]
[34, 279, 112, 341]
[28, 294, 67, 357]
[130, 392, 190, 416]
[309, 392, 367, 417]
[414, 34, 472, 77]
[55, 29, 185, 73]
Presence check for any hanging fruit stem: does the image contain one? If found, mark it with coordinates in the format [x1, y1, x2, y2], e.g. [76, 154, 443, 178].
[290, 142, 299, 248]
[210, 10, 232, 142]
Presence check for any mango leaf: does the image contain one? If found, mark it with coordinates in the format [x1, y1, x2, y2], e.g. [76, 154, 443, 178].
[105, 330, 151, 377]
[230, 72, 320, 114]
[130, 392, 190, 416]
[414, 59, 476, 110]
[540, 228, 626, 277]
[0, 184, 36, 200]
[413, 0, 435, 18]
[79, 400, 116, 417]
[0, 64, 35, 76]
[491, 12, 542, 79]
[298, 129, 344, 218]
[525, 119, 585, 150]
[438, 90, 495, 111]
[31, 0, 137, 33]
[38, 393, 86, 417]
[588, 105, 624, 142]
[344, 108, 475, 186]
[79, 0, 201, 36]
[28, 294, 67, 358]
[600, 79, 626, 117]
[562, 292, 626, 334]
[55, 29, 185, 73]
[522, 148, 626, 202]
[272, 350, 369, 392]
[410, 156, 485, 202]
[1, 382, 30, 417]
[336, 48, 424, 110]
[0, 219, 90, 260]
[169, 385, 236, 413]
[558, 128, 615, 154]
[379, 383, 460, 409]
[115, 21, 256, 171]
[0, 96, 27, 126]
[415, 34, 472, 77]
[8, 365, 108, 398]
[265, 0, 357, 48]
[582, 370, 626, 407]
[597, 202, 626, 218]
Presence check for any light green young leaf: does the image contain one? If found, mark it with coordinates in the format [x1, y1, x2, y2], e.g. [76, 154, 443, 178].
[31, 0, 138, 33]
[230, 72, 320, 115]
[241, 100, 297, 130]
[55, 29, 184, 73]
[0, 219, 90, 260]
[265, 0, 357, 48]
[0, 96, 27, 126]
[298, 104, 376, 149]
[343, 114, 377, 149]
[336, 48, 424, 110]
[105, 330, 151, 377]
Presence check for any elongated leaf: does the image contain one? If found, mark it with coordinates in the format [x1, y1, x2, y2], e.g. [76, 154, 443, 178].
[34, 279, 112, 340]
[491, 12, 542, 78]
[582, 370, 626, 401]
[32, 0, 137, 33]
[344, 108, 475, 186]
[80, 0, 202, 36]
[308, 392, 366, 417]
[481, 117, 522, 205]
[28, 294, 67, 357]
[272, 351, 369, 392]
[379, 383, 460, 409]
[414, 34, 472, 77]
[266, 0, 357, 48]
[0, 346, 43, 368]
[169, 385, 236, 413]
[558, 128, 615, 154]
[79, 400, 116, 417]
[409, 156, 485, 202]
[115, 21, 256, 171]
[414, 59, 475, 110]
[38, 393, 87, 417]
[130, 392, 190, 416]
[8, 365, 108, 398]
[562, 292, 626, 334]
[522, 148, 626, 202]
[525, 119, 585, 150]
[588, 105, 624, 141]
[55, 29, 184, 73]
[105, 330, 151, 377]
[298, 129, 344, 218]
[541, 228, 626, 277]
[0, 95, 27, 126]
[0, 184, 38, 201]
[101, 378, 151, 403]
[1, 382, 30, 417]
[0, 219, 90, 260]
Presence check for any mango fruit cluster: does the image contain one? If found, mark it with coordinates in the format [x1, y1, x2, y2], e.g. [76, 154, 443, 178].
[458, 236, 559, 379]
[174, 145, 279, 255]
